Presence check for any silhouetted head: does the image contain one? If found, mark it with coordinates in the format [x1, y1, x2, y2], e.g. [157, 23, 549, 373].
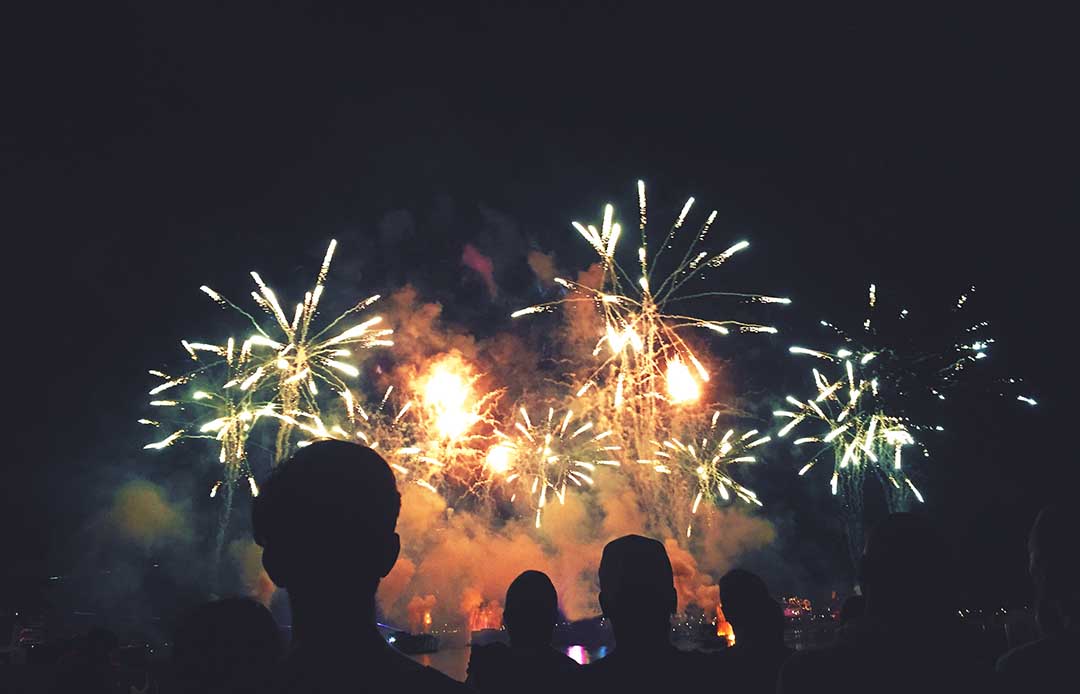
[598, 535, 677, 647]
[718, 569, 782, 644]
[253, 441, 401, 599]
[503, 570, 560, 648]
[839, 594, 866, 626]
[1028, 505, 1078, 632]
[858, 513, 951, 617]
[173, 598, 283, 694]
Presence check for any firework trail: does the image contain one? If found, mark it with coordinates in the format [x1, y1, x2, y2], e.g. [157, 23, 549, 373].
[513, 182, 789, 457]
[142, 335, 273, 572]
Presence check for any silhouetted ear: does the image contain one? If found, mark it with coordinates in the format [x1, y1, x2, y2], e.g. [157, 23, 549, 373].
[598, 591, 610, 618]
[666, 587, 678, 616]
[379, 532, 401, 579]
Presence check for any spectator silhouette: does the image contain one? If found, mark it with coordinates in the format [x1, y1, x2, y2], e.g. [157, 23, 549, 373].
[996, 505, 1079, 691]
[838, 594, 866, 626]
[574, 535, 713, 692]
[253, 440, 465, 692]
[465, 570, 578, 692]
[52, 627, 119, 694]
[171, 597, 283, 694]
[778, 513, 991, 693]
[715, 569, 791, 694]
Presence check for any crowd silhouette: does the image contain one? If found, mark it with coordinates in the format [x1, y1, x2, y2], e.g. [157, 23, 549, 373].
[21, 441, 1076, 692]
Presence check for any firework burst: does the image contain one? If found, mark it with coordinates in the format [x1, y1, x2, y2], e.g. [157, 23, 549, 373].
[777, 346, 922, 493]
[197, 240, 393, 462]
[294, 385, 446, 496]
[142, 335, 285, 572]
[490, 405, 621, 528]
[513, 182, 788, 455]
[775, 283, 1034, 562]
[142, 336, 271, 499]
[643, 410, 767, 538]
[405, 353, 502, 497]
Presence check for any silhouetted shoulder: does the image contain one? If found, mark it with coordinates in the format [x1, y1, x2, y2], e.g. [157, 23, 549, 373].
[717, 644, 793, 694]
[576, 648, 715, 691]
[469, 642, 578, 692]
[776, 648, 840, 694]
[996, 633, 1080, 692]
[277, 642, 466, 693]
[778, 626, 993, 694]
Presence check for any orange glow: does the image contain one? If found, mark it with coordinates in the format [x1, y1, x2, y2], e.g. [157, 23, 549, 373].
[666, 357, 701, 404]
[485, 445, 512, 475]
[417, 355, 481, 440]
[716, 603, 735, 646]
[467, 601, 503, 633]
[422, 611, 432, 633]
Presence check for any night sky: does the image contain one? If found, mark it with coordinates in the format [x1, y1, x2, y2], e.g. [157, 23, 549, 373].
[5, 5, 1076, 607]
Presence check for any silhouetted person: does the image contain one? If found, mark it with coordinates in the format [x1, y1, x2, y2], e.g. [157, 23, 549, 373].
[996, 505, 1079, 691]
[838, 594, 866, 626]
[466, 570, 578, 692]
[778, 513, 991, 693]
[52, 627, 119, 694]
[171, 597, 283, 694]
[574, 535, 712, 692]
[253, 440, 465, 692]
[715, 569, 791, 694]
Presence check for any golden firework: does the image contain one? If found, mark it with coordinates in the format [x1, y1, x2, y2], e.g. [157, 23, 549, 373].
[644, 410, 767, 538]
[198, 240, 393, 462]
[490, 405, 621, 528]
[513, 182, 788, 454]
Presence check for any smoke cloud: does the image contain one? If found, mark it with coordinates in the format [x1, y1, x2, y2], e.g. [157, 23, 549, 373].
[103, 480, 192, 551]
[228, 540, 276, 607]
[461, 244, 498, 298]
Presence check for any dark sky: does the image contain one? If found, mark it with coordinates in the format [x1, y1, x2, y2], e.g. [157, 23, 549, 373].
[5, 4, 1076, 604]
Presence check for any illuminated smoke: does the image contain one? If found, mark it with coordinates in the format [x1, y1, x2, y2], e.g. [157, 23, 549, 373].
[104, 480, 192, 551]
[406, 594, 438, 633]
[228, 540, 276, 607]
[462, 244, 498, 298]
[526, 250, 558, 286]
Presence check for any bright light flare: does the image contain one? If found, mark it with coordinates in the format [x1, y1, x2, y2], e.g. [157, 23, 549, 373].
[665, 357, 701, 405]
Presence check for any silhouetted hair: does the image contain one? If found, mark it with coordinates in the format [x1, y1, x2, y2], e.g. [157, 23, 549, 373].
[859, 512, 949, 606]
[719, 569, 783, 638]
[252, 440, 400, 551]
[839, 594, 866, 625]
[504, 570, 559, 644]
[719, 569, 771, 612]
[599, 535, 675, 614]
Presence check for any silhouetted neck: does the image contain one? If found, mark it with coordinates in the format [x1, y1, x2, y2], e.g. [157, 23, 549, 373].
[611, 627, 674, 655]
[509, 637, 551, 650]
[730, 627, 784, 650]
[865, 595, 946, 630]
[289, 588, 379, 651]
